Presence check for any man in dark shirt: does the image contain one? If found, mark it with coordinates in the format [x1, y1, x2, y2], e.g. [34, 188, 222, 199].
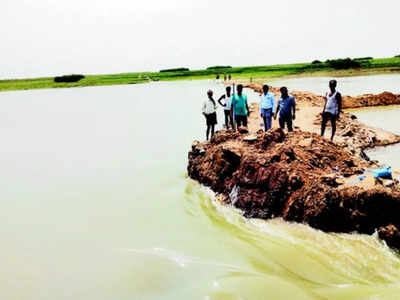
[274, 87, 296, 132]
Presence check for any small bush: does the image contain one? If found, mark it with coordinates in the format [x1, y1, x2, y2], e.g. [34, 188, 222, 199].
[207, 66, 232, 70]
[325, 58, 361, 69]
[395, 55, 400, 58]
[54, 74, 85, 83]
[312, 60, 322, 64]
[354, 57, 373, 61]
[159, 68, 189, 73]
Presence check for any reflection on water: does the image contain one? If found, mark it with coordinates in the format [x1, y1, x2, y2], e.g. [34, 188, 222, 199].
[0, 78, 400, 299]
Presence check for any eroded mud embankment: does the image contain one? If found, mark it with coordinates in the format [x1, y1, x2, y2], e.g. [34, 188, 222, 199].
[188, 85, 400, 249]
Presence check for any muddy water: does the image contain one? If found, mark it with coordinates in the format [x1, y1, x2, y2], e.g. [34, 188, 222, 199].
[347, 105, 400, 171]
[0, 78, 399, 300]
[269, 74, 400, 96]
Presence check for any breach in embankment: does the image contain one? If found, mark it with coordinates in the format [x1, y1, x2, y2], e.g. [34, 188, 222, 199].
[188, 86, 400, 250]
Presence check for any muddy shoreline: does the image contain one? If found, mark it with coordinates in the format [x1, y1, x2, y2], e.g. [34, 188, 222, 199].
[188, 84, 400, 249]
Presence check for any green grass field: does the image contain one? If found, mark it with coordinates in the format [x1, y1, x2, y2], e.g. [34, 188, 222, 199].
[1, 57, 400, 92]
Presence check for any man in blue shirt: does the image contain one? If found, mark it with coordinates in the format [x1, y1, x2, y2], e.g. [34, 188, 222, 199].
[259, 84, 275, 131]
[274, 86, 296, 132]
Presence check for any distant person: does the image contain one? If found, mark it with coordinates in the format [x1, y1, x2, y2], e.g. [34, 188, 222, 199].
[231, 84, 249, 128]
[321, 80, 342, 141]
[228, 74, 231, 80]
[218, 86, 233, 129]
[224, 74, 227, 81]
[202, 90, 217, 140]
[259, 84, 275, 131]
[275, 87, 296, 132]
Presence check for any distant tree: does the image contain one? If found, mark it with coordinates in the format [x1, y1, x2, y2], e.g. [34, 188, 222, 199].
[159, 68, 189, 72]
[312, 60, 322, 64]
[395, 55, 400, 58]
[325, 58, 361, 69]
[354, 57, 373, 61]
[207, 66, 232, 70]
[54, 74, 85, 83]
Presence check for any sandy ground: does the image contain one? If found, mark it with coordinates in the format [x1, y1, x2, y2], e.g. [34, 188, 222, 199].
[247, 101, 399, 148]
[248, 102, 321, 135]
[241, 83, 400, 150]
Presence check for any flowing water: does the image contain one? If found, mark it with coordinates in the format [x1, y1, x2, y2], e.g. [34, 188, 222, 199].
[1, 77, 400, 300]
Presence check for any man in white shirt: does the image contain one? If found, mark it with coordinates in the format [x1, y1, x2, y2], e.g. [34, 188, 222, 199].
[218, 86, 233, 130]
[321, 80, 342, 141]
[202, 90, 217, 140]
[260, 84, 275, 131]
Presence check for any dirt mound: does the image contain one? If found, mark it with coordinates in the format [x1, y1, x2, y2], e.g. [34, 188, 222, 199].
[343, 92, 400, 109]
[244, 83, 400, 151]
[188, 129, 400, 249]
[314, 111, 400, 151]
[245, 83, 400, 109]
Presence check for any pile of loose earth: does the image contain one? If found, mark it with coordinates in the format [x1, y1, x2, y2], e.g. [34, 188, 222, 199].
[188, 129, 400, 249]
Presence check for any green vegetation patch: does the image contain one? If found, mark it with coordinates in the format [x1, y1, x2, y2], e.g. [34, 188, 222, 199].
[354, 57, 373, 61]
[325, 58, 361, 69]
[54, 74, 85, 83]
[160, 68, 189, 73]
[206, 66, 232, 70]
[2, 56, 400, 92]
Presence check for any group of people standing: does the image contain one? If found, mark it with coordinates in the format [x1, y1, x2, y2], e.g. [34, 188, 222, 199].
[202, 80, 342, 142]
[202, 84, 249, 140]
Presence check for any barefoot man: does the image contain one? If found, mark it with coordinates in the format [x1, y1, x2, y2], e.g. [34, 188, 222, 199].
[231, 84, 250, 129]
[202, 90, 217, 140]
[218, 86, 234, 130]
[321, 80, 342, 141]
[259, 84, 275, 131]
[275, 87, 296, 132]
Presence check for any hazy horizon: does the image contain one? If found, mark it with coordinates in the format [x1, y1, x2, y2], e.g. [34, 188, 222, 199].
[2, 0, 400, 79]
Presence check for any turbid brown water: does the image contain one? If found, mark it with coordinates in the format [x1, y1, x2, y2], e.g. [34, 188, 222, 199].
[1, 77, 400, 300]
[348, 105, 400, 171]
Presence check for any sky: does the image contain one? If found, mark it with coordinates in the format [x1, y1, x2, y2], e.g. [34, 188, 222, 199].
[1, 0, 400, 78]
